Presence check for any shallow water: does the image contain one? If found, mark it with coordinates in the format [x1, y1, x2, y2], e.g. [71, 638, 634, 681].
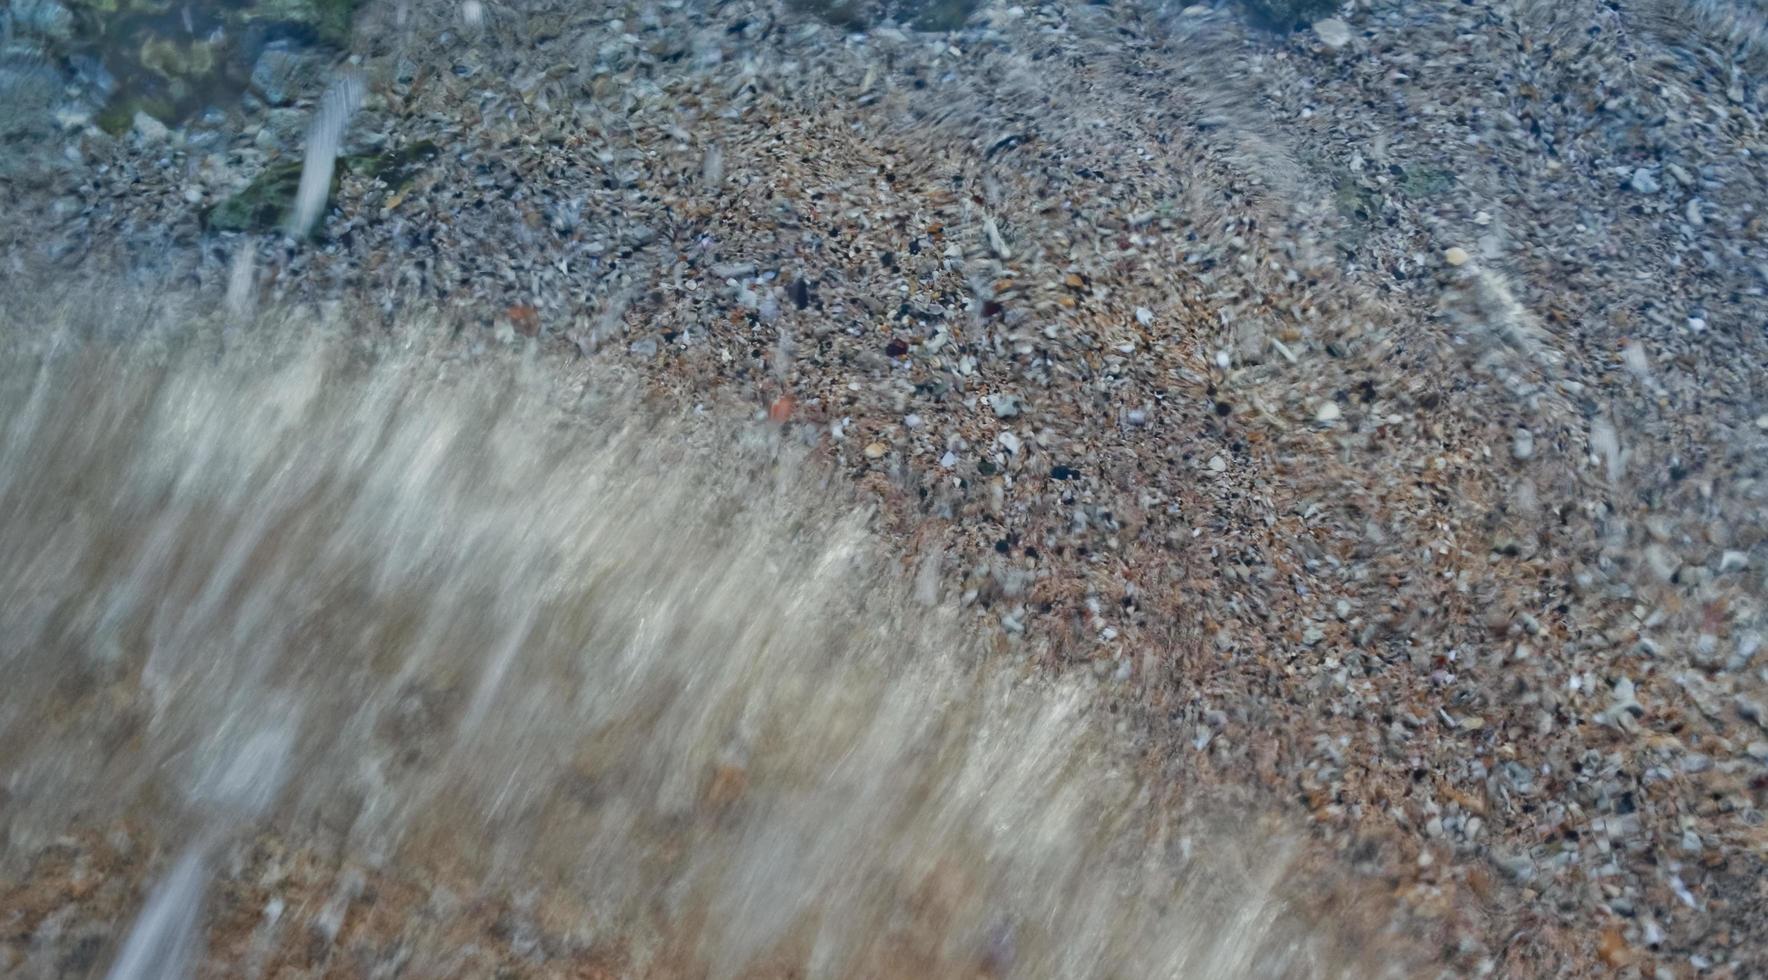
[0, 303, 1394, 978]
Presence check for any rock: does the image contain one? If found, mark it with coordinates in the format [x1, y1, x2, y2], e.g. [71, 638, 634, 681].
[1443, 246, 1470, 267]
[205, 140, 434, 234]
[1644, 544, 1681, 582]
[1312, 17, 1350, 50]
[863, 441, 887, 459]
[1314, 401, 1341, 423]
[132, 110, 171, 142]
[1207, 454, 1227, 473]
[1736, 696, 1767, 729]
[982, 216, 1010, 260]
[1719, 551, 1749, 573]
[1236, 0, 1340, 30]
[1511, 428, 1534, 461]
[251, 44, 326, 106]
[1629, 167, 1660, 194]
[244, 0, 360, 45]
[987, 393, 1021, 418]
[11, 0, 74, 40]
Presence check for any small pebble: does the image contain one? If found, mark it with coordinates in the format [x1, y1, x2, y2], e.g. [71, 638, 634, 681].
[1313, 18, 1351, 50]
[1443, 246, 1470, 267]
[1315, 401, 1341, 423]
[863, 442, 887, 459]
[132, 111, 170, 142]
[1512, 428, 1535, 461]
[1629, 168, 1660, 194]
[1207, 455, 1227, 473]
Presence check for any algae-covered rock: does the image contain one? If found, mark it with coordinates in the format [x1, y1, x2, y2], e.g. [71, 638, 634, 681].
[250, 41, 327, 106]
[94, 92, 175, 135]
[45, 0, 359, 129]
[243, 0, 358, 45]
[342, 139, 439, 193]
[204, 159, 313, 233]
[204, 141, 438, 235]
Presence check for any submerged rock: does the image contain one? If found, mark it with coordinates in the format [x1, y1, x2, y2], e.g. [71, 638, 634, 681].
[38, 0, 359, 129]
[787, 0, 982, 32]
[204, 159, 313, 233]
[1235, 0, 1341, 30]
[204, 140, 438, 234]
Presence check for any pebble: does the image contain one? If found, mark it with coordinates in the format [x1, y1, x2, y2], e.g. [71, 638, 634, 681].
[1511, 428, 1535, 461]
[251, 44, 324, 107]
[1207, 454, 1227, 473]
[1314, 401, 1341, 423]
[1312, 18, 1351, 50]
[1629, 167, 1661, 194]
[1644, 544, 1681, 583]
[987, 393, 1022, 418]
[1737, 696, 1767, 729]
[1443, 246, 1470, 267]
[863, 441, 887, 459]
[132, 111, 170, 142]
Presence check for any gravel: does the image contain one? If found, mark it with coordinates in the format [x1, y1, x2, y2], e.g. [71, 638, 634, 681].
[3, 0, 1766, 974]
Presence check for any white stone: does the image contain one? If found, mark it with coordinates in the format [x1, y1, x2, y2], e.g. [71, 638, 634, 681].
[1315, 401, 1342, 423]
[1207, 455, 1227, 473]
[1313, 18, 1351, 50]
[1512, 428, 1535, 461]
[132, 111, 170, 142]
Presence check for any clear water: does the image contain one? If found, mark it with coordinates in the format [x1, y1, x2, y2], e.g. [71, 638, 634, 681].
[0, 305, 1392, 977]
